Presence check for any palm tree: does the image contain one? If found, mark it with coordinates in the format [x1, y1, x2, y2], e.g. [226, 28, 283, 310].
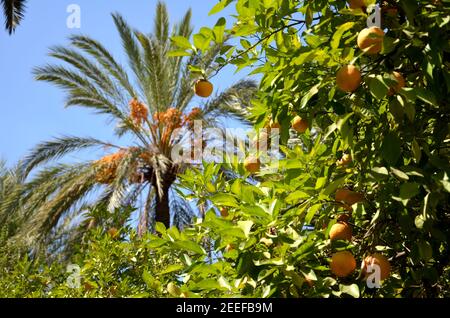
[1, 1, 256, 243]
[1, 0, 26, 34]
[0, 160, 24, 242]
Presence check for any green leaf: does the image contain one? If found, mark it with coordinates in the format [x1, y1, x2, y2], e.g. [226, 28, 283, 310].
[292, 239, 315, 260]
[305, 204, 321, 224]
[147, 238, 167, 248]
[390, 167, 409, 181]
[396, 182, 420, 206]
[381, 133, 402, 166]
[415, 214, 426, 229]
[173, 240, 205, 255]
[416, 88, 437, 106]
[171, 36, 193, 50]
[286, 190, 310, 204]
[168, 50, 191, 57]
[237, 220, 254, 238]
[210, 193, 239, 207]
[369, 75, 389, 99]
[412, 139, 422, 163]
[155, 222, 167, 235]
[339, 284, 360, 298]
[337, 113, 354, 148]
[315, 177, 327, 189]
[209, 0, 233, 15]
[159, 264, 184, 275]
[439, 172, 450, 193]
[322, 176, 347, 196]
[300, 84, 320, 109]
[371, 166, 389, 179]
[188, 65, 204, 75]
[193, 33, 210, 51]
[213, 17, 226, 43]
[195, 279, 221, 290]
[417, 240, 433, 261]
[331, 22, 355, 50]
[241, 205, 271, 220]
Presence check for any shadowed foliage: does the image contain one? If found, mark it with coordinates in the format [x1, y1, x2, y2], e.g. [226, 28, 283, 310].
[1, 0, 26, 34]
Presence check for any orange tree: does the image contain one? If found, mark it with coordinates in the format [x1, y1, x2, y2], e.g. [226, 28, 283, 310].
[152, 0, 450, 297]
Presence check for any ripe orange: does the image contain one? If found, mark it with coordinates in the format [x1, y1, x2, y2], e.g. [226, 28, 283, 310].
[244, 156, 261, 173]
[357, 27, 385, 55]
[194, 79, 213, 98]
[292, 116, 309, 133]
[363, 253, 391, 280]
[337, 153, 352, 167]
[388, 71, 405, 96]
[335, 188, 364, 206]
[330, 251, 357, 277]
[336, 65, 361, 93]
[347, 0, 365, 10]
[220, 207, 229, 217]
[329, 222, 353, 241]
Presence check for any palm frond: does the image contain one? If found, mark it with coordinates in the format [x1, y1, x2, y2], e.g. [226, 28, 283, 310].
[16, 163, 97, 243]
[33, 65, 128, 123]
[69, 35, 136, 98]
[1, 0, 26, 34]
[154, 1, 169, 44]
[112, 13, 148, 101]
[134, 31, 165, 112]
[20, 136, 115, 178]
[202, 79, 258, 123]
[48, 45, 123, 104]
[175, 8, 193, 39]
[106, 150, 137, 211]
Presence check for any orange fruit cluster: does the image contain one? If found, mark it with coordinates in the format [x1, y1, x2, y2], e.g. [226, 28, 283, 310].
[129, 98, 149, 126]
[127, 148, 155, 184]
[184, 107, 203, 130]
[95, 151, 127, 184]
[153, 107, 183, 131]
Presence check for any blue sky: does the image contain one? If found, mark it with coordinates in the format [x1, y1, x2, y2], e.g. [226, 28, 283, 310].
[0, 0, 244, 165]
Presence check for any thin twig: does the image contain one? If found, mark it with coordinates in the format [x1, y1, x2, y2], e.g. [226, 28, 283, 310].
[209, 20, 306, 79]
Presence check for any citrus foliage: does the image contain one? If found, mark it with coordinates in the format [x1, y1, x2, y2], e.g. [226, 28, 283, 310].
[166, 0, 450, 297]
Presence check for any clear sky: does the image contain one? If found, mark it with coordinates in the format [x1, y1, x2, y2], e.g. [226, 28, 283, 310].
[0, 0, 243, 165]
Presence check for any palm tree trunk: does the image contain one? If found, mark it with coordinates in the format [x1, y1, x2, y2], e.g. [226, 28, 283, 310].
[155, 184, 171, 228]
